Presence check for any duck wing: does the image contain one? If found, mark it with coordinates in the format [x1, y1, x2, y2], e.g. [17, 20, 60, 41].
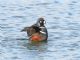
[21, 27, 31, 36]
[21, 26, 36, 37]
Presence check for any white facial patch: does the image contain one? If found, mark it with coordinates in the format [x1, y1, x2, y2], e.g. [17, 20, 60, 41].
[40, 31, 46, 34]
[40, 21, 42, 23]
[40, 27, 45, 28]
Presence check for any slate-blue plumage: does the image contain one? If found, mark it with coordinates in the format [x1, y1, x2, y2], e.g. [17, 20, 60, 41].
[21, 17, 48, 41]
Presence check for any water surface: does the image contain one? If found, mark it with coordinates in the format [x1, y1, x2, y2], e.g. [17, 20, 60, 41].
[0, 0, 80, 60]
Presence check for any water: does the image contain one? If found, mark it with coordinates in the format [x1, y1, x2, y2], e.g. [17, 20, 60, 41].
[0, 0, 80, 60]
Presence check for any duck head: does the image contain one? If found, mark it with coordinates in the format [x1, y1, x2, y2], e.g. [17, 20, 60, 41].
[37, 17, 46, 27]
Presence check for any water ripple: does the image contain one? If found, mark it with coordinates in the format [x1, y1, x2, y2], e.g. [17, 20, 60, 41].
[0, 0, 80, 60]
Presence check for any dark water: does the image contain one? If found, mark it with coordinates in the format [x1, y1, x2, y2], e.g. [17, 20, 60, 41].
[0, 0, 80, 60]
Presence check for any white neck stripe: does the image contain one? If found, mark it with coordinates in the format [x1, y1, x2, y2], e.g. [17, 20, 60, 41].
[40, 31, 46, 34]
[40, 27, 45, 28]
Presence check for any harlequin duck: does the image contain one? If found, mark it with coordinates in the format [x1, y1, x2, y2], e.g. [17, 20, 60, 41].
[36, 17, 48, 40]
[21, 17, 48, 41]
